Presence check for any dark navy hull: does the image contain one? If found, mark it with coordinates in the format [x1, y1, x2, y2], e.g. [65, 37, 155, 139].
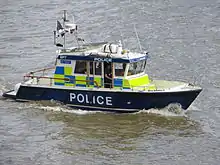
[3, 85, 202, 112]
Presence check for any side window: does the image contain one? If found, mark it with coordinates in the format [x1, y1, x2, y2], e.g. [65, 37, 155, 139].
[90, 62, 102, 75]
[95, 62, 102, 75]
[115, 63, 126, 77]
[75, 61, 86, 74]
[90, 62, 94, 74]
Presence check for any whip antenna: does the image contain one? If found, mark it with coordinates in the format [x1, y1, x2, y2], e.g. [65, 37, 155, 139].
[63, 10, 67, 49]
[133, 24, 142, 52]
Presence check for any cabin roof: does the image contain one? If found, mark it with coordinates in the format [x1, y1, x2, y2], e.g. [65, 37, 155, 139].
[58, 54, 148, 63]
[57, 42, 149, 63]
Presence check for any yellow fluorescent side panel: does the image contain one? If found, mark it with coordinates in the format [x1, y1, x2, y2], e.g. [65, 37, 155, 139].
[64, 67, 73, 75]
[54, 74, 65, 83]
[94, 77, 102, 87]
[129, 75, 150, 87]
[75, 75, 87, 85]
[65, 83, 74, 87]
[123, 79, 130, 88]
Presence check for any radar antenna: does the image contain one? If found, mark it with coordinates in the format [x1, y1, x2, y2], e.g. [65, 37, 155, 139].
[54, 10, 80, 50]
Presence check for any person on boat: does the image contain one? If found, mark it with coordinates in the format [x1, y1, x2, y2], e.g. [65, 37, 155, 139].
[120, 63, 126, 76]
[104, 64, 112, 88]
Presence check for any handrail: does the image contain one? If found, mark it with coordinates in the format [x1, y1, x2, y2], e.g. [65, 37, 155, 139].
[23, 75, 100, 87]
[75, 79, 99, 87]
[28, 67, 55, 74]
[24, 75, 69, 81]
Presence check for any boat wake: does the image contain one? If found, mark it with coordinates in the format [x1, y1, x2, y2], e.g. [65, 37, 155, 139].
[20, 100, 187, 117]
[187, 104, 202, 112]
[0, 83, 9, 99]
[137, 104, 187, 117]
[37, 106, 99, 115]
[25, 100, 101, 115]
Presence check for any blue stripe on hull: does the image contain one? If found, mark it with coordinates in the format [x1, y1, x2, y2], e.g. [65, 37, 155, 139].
[15, 86, 202, 112]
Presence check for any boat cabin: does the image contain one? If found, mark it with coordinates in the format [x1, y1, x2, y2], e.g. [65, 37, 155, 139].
[53, 42, 155, 90]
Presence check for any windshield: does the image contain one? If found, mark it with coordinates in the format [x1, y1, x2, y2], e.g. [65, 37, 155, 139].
[127, 60, 146, 76]
[114, 63, 126, 77]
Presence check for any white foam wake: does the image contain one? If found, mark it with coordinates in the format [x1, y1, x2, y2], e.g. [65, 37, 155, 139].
[136, 104, 187, 117]
[37, 105, 99, 115]
[0, 84, 8, 97]
[37, 104, 187, 116]
[17, 100, 188, 117]
[23, 100, 100, 115]
[187, 104, 202, 112]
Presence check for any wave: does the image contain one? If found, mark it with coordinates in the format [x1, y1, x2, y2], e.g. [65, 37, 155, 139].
[136, 103, 187, 117]
[37, 106, 99, 115]
[19, 100, 187, 117]
[0, 83, 9, 97]
[20, 100, 100, 115]
[187, 104, 202, 112]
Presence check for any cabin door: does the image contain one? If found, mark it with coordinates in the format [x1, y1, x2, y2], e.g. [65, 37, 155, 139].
[104, 62, 113, 88]
[89, 62, 102, 88]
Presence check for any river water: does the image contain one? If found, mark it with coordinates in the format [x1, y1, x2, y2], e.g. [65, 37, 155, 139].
[0, 0, 220, 164]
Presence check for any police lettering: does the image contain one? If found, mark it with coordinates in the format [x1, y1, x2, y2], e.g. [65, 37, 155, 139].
[94, 57, 112, 62]
[70, 93, 112, 106]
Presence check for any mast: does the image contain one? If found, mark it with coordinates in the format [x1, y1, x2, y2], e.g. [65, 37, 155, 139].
[63, 10, 67, 50]
[53, 30, 56, 45]
[55, 10, 81, 49]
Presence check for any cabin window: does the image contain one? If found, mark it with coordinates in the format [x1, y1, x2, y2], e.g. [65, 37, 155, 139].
[75, 61, 86, 74]
[128, 60, 146, 76]
[114, 63, 126, 77]
[90, 62, 102, 75]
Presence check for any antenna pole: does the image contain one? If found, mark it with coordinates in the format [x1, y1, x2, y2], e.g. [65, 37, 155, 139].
[63, 10, 67, 50]
[71, 14, 80, 48]
[75, 31, 80, 48]
[133, 24, 142, 52]
[120, 30, 125, 47]
[53, 30, 56, 45]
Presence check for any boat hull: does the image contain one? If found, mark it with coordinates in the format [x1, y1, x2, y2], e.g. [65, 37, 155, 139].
[2, 85, 202, 112]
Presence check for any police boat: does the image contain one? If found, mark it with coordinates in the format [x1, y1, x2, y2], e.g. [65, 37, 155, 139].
[2, 11, 202, 113]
